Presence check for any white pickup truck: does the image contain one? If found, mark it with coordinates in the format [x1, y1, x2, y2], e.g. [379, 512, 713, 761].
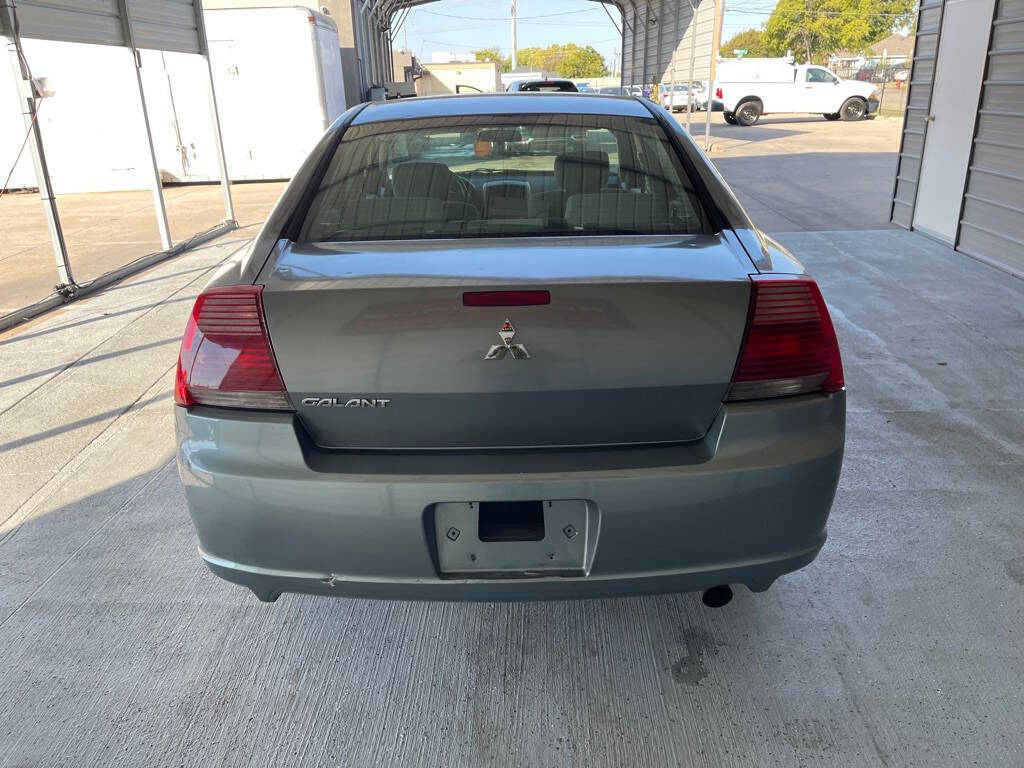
[715, 57, 879, 126]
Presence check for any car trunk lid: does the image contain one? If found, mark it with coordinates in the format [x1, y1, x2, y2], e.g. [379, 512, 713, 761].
[260, 235, 753, 450]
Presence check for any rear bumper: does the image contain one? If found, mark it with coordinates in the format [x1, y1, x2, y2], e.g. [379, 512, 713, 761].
[175, 393, 845, 601]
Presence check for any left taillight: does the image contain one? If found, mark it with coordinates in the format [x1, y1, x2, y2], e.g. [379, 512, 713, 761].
[174, 285, 291, 410]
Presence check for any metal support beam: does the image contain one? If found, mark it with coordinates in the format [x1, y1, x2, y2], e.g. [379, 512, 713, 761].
[193, 6, 236, 226]
[686, 0, 697, 130]
[4, 39, 75, 293]
[705, 0, 723, 152]
[202, 55, 236, 225]
[116, 0, 172, 251]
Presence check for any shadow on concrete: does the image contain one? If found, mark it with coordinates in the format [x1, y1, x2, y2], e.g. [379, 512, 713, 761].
[0, 338, 177, 390]
[685, 121, 810, 144]
[0, 296, 193, 347]
[713, 151, 899, 232]
[0, 392, 166, 454]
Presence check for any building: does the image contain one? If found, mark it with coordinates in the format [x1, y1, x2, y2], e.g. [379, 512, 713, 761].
[891, 0, 1024, 276]
[419, 61, 501, 95]
[869, 34, 915, 59]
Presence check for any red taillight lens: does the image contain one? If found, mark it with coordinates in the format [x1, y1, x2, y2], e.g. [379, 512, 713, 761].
[715, 86, 723, 99]
[725, 275, 844, 401]
[173, 285, 291, 410]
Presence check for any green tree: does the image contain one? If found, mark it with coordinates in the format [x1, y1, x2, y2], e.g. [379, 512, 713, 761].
[761, 0, 916, 63]
[721, 28, 768, 58]
[514, 44, 608, 78]
[474, 47, 511, 73]
[557, 44, 609, 78]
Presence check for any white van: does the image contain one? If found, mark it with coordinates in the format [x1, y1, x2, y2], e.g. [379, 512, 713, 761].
[715, 57, 878, 125]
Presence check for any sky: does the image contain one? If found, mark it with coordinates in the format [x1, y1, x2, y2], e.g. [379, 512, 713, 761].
[397, 0, 776, 73]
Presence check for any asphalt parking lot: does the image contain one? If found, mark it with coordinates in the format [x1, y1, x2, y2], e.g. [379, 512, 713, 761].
[2, 117, 1022, 766]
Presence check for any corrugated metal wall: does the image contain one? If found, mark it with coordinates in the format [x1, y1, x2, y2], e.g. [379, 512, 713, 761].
[621, 0, 715, 89]
[890, 0, 945, 228]
[0, 0, 205, 54]
[957, 0, 1024, 273]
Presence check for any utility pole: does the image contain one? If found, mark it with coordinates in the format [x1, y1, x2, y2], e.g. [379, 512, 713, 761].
[510, 0, 518, 70]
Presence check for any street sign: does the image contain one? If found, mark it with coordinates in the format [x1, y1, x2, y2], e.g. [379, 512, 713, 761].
[734, 49, 749, 57]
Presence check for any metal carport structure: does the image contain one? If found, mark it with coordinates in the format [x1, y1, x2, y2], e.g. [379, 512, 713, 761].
[0, 0, 235, 331]
[352, 0, 723, 100]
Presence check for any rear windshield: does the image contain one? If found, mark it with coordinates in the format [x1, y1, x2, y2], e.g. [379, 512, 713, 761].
[298, 113, 711, 242]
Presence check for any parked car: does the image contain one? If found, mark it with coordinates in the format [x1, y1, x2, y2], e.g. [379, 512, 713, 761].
[597, 85, 631, 96]
[660, 82, 704, 112]
[716, 57, 878, 125]
[506, 78, 578, 92]
[174, 93, 846, 605]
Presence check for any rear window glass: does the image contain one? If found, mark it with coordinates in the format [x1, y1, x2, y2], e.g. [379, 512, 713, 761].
[298, 113, 710, 242]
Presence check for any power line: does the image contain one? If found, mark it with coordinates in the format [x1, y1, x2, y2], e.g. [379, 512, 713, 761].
[418, 6, 605, 21]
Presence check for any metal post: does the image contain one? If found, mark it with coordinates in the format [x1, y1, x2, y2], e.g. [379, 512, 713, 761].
[115, 0, 172, 250]
[203, 55, 236, 224]
[5, 40, 75, 292]
[705, 0, 723, 151]
[193, 5, 236, 224]
[686, 0, 697, 132]
[127, 49, 172, 250]
[511, 0, 518, 70]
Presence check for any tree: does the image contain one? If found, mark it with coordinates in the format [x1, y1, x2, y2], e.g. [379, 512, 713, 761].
[474, 47, 511, 73]
[720, 28, 768, 58]
[514, 44, 608, 78]
[761, 0, 916, 64]
[557, 44, 609, 78]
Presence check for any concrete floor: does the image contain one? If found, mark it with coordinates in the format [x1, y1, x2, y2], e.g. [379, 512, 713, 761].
[1, 223, 1022, 766]
[0, 182, 286, 316]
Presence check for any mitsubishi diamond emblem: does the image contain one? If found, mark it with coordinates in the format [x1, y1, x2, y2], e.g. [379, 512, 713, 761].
[484, 318, 531, 360]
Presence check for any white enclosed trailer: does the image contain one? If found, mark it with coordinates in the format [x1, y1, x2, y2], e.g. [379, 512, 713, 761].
[0, 6, 345, 193]
[160, 6, 346, 181]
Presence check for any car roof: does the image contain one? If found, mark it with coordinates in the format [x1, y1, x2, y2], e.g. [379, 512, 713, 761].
[351, 92, 650, 124]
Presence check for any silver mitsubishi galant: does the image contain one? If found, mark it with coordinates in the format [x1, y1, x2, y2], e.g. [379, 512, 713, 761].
[174, 93, 845, 605]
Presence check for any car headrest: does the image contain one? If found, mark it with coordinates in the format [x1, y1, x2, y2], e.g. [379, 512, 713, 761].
[392, 161, 456, 199]
[555, 150, 610, 194]
[564, 192, 671, 230]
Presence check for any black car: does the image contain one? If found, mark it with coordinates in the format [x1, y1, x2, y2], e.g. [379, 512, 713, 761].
[506, 78, 578, 92]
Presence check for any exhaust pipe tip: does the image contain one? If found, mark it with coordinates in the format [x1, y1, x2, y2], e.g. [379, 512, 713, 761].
[701, 584, 733, 608]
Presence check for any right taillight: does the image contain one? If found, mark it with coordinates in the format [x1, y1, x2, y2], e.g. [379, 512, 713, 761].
[725, 274, 844, 402]
[174, 285, 291, 410]
[715, 86, 723, 99]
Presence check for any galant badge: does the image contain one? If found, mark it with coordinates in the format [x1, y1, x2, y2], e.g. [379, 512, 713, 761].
[484, 318, 530, 360]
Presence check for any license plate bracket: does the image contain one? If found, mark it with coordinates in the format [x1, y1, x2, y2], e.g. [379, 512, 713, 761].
[432, 499, 598, 578]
